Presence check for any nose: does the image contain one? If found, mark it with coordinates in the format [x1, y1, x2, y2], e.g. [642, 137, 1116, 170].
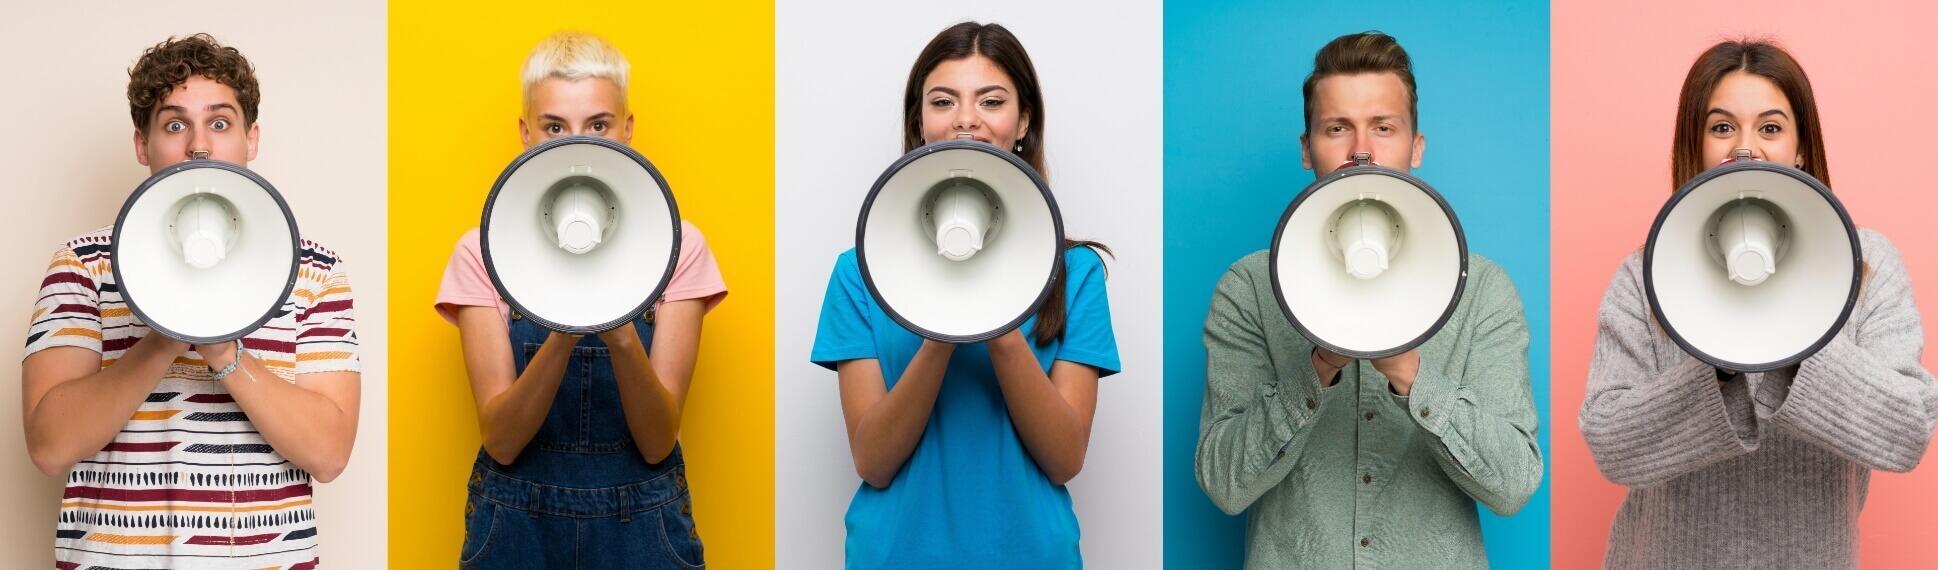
[951, 107, 980, 133]
[1350, 133, 1377, 164]
[187, 128, 212, 161]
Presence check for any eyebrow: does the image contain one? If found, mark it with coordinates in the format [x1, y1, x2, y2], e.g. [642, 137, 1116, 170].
[926, 85, 1012, 97]
[539, 113, 616, 123]
[1706, 108, 1791, 120]
[155, 103, 239, 117]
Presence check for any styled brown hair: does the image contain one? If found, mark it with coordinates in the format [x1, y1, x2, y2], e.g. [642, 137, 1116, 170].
[127, 34, 261, 131]
[1302, 31, 1418, 134]
[1671, 39, 1829, 190]
[903, 22, 1109, 346]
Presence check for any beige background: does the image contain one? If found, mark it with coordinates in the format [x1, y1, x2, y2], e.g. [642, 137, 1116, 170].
[0, 3, 388, 565]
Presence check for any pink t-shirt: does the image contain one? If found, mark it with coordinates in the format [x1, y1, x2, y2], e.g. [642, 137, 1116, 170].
[435, 219, 727, 325]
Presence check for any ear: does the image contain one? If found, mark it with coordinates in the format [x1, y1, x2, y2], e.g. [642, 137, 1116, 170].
[245, 122, 261, 163]
[1298, 132, 1312, 170]
[1410, 132, 1426, 169]
[621, 113, 635, 144]
[519, 116, 534, 148]
[133, 128, 151, 167]
[1017, 111, 1031, 143]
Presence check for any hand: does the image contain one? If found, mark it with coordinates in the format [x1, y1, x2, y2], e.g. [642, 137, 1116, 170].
[595, 324, 639, 350]
[1371, 350, 1421, 396]
[1311, 347, 1350, 388]
[192, 340, 240, 371]
[985, 328, 1029, 354]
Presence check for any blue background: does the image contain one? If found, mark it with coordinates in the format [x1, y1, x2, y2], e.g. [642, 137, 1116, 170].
[1162, 1, 1552, 567]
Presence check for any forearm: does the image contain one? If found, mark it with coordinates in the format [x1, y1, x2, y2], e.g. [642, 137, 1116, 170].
[1403, 367, 1543, 515]
[477, 334, 575, 464]
[217, 354, 357, 482]
[989, 334, 1089, 484]
[25, 336, 180, 475]
[608, 334, 682, 463]
[848, 342, 951, 487]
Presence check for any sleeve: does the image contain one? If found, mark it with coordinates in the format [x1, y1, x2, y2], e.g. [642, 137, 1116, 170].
[808, 252, 878, 371]
[1758, 234, 1937, 472]
[1193, 259, 1345, 515]
[433, 229, 507, 326]
[1052, 247, 1120, 377]
[296, 256, 360, 375]
[659, 221, 729, 312]
[1396, 260, 1543, 515]
[24, 244, 103, 357]
[1580, 256, 1756, 488]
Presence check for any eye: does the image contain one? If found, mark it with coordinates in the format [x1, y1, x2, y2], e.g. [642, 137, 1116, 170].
[1708, 122, 1736, 135]
[1374, 125, 1394, 135]
[1327, 125, 1348, 135]
[1758, 122, 1783, 135]
[979, 97, 1005, 108]
[165, 120, 186, 133]
[210, 118, 229, 131]
[929, 97, 955, 109]
[546, 123, 563, 135]
[591, 122, 607, 133]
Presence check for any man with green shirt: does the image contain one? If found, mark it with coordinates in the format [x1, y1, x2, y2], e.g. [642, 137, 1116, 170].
[1193, 31, 1542, 568]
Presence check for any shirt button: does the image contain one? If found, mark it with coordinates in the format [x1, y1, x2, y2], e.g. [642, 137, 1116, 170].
[1364, 412, 1375, 421]
[1361, 537, 1371, 548]
[1421, 407, 1432, 418]
[1305, 398, 1316, 410]
[1362, 473, 1372, 484]
[1275, 449, 1286, 461]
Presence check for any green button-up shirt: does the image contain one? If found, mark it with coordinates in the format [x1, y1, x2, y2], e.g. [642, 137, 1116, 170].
[1195, 251, 1543, 569]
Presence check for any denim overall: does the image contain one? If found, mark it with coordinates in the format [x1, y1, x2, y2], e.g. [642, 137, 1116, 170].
[460, 309, 705, 568]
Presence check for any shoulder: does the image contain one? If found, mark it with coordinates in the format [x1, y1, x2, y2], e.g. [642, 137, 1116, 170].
[1225, 249, 1272, 286]
[1062, 243, 1108, 276]
[59, 226, 115, 257]
[299, 237, 344, 267]
[1857, 227, 1902, 268]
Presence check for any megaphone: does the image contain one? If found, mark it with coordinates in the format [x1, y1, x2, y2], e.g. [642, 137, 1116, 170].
[1644, 149, 1860, 372]
[1270, 152, 1467, 359]
[480, 136, 682, 334]
[856, 139, 1063, 343]
[112, 159, 300, 344]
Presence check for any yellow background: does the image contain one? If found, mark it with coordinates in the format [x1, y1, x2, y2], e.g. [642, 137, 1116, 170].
[388, 1, 774, 566]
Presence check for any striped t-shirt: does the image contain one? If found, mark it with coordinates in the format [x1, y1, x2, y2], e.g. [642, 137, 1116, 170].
[25, 226, 360, 569]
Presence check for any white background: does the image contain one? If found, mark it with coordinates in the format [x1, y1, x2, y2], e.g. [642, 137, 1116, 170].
[775, 1, 1164, 567]
[0, 4, 388, 565]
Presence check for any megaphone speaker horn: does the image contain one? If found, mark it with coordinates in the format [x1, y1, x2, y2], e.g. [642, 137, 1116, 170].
[112, 159, 300, 344]
[857, 140, 1064, 343]
[1644, 154, 1860, 372]
[1270, 156, 1467, 359]
[481, 136, 682, 334]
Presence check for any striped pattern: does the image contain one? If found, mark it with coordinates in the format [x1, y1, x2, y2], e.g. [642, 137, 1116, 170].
[26, 226, 356, 569]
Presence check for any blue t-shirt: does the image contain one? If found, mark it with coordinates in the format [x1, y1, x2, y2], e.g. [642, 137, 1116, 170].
[811, 245, 1121, 569]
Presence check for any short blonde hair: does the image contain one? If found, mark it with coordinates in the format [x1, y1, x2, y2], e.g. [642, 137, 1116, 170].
[522, 31, 629, 112]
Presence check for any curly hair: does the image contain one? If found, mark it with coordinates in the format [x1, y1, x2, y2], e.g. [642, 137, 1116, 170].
[126, 33, 260, 130]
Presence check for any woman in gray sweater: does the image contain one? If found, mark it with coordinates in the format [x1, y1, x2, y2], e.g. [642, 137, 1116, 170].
[1582, 39, 1937, 568]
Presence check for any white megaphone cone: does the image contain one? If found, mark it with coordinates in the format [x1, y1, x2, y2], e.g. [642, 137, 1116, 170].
[481, 136, 682, 334]
[1645, 147, 1860, 372]
[113, 159, 300, 343]
[1271, 151, 1466, 359]
[858, 139, 1062, 343]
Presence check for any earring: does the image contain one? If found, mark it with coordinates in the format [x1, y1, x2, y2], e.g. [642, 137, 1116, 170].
[1015, 144, 1023, 152]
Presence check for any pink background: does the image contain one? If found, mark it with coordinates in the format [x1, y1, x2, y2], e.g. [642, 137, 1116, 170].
[1552, 1, 1938, 567]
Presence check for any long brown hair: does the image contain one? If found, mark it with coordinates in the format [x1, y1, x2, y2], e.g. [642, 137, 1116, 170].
[904, 22, 1109, 346]
[1670, 39, 1829, 189]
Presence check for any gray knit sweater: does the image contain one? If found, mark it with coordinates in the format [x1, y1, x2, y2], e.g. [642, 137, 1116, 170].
[1581, 228, 1937, 568]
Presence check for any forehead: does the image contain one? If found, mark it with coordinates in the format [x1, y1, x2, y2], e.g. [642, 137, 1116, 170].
[528, 77, 626, 116]
[1706, 71, 1791, 113]
[923, 55, 1015, 90]
[156, 76, 241, 113]
[1309, 72, 1410, 118]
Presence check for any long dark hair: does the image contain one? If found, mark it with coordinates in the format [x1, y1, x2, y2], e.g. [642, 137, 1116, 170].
[1671, 39, 1830, 190]
[904, 22, 1109, 346]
